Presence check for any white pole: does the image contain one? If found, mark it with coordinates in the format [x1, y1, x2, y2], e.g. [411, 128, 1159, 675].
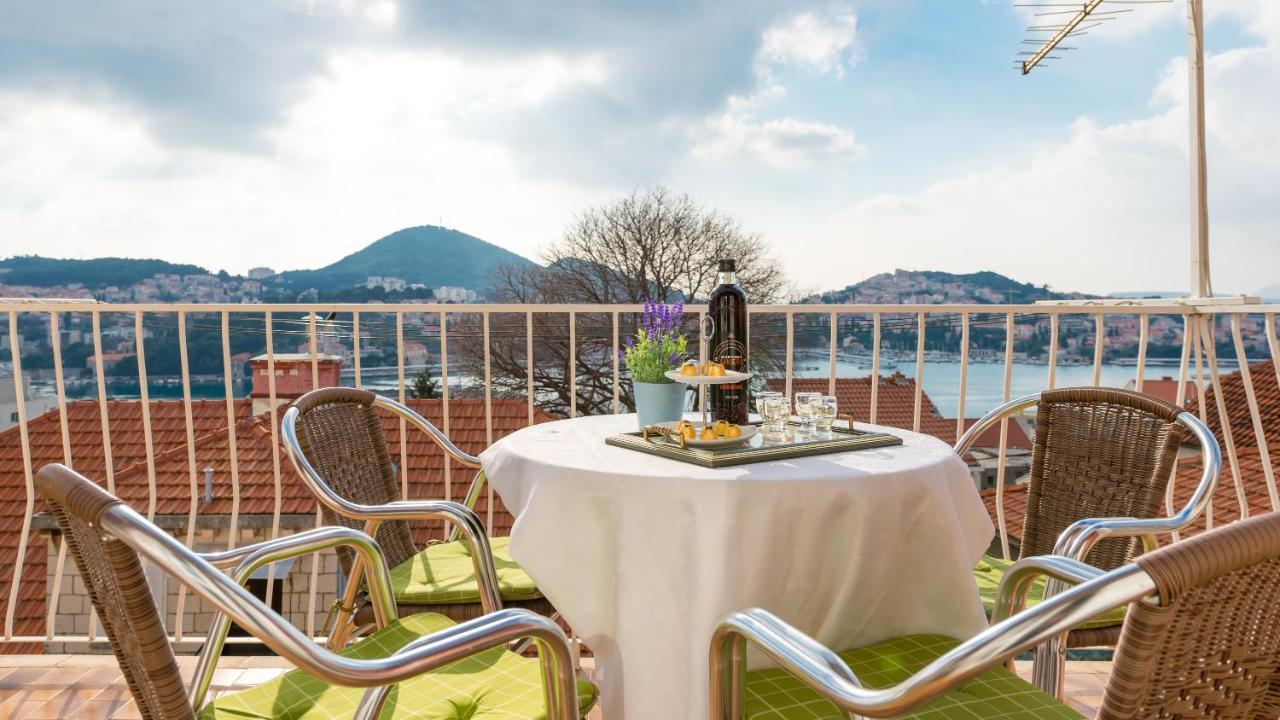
[1187, 0, 1212, 298]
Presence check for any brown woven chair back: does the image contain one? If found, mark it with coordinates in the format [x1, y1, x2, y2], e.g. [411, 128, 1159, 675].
[1021, 388, 1189, 569]
[290, 387, 419, 574]
[35, 464, 195, 720]
[1099, 510, 1280, 719]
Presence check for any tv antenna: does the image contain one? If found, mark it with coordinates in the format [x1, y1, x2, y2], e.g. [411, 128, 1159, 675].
[1015, 0, 1215, 299]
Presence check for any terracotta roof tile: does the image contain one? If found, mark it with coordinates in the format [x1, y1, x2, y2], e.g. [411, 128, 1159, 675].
[1188, 360, 1280, 451]
[0, 394, 552, 652]
[1128, 377, 1198, 407]
[765, 374, 939, 431]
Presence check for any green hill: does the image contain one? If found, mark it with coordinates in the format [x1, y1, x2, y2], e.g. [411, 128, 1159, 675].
[279, 226, 535, 293]
[816, 269, 1095, 305]
[0, 256, 209, 288]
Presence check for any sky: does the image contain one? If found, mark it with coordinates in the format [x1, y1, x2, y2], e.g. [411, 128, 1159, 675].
[0, 1, 1276, 297]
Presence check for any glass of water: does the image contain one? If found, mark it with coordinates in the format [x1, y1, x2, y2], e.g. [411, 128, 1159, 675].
[794, 392, 821, 431]
[814, 395, 838, 434]
[761, 394, 790, 439]
[755, 391, 782, 422]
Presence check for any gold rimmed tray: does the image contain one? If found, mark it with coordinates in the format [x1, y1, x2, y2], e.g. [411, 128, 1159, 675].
[606, 420, 903, 468]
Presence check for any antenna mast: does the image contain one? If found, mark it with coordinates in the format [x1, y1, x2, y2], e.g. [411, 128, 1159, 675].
[1015, 0, 1211, 298]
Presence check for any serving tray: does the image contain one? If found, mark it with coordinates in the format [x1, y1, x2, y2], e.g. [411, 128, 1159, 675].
[605, 420, 903, 468]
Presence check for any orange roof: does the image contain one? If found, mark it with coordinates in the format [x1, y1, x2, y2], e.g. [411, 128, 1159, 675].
[1188, 360, 1280, 451]
[764, 374, 940, 431]
[918, 416, 1033, 451]
[0, 395, 552, 652]
[1128, 377, 1198, 407]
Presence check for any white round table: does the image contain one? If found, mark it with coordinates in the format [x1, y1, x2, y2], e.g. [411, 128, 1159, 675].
[481, 414, 994, 720]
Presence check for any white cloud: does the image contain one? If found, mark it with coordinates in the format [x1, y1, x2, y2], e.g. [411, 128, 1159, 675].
[804, 33, 1280, 295]
[0, 49, 618, 273]
[760, 5, 860, 77]
[692, 115, 865, 169]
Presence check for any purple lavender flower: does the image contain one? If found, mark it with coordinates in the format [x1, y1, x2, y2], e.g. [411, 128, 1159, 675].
[668, 352, 680, 367]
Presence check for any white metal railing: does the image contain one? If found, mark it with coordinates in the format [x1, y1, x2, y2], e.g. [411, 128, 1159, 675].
[1, 299, 1278, 646]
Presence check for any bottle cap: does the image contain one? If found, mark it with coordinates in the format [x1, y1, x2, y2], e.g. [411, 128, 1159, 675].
[718, 258, 736, 272]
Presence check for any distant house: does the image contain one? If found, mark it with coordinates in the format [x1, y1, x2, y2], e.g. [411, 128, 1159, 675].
[403, 341, 431, 366]
[84, 351, 133, 370]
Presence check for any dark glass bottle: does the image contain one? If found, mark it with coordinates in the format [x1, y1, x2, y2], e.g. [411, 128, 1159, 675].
[708, 258, 749, 424]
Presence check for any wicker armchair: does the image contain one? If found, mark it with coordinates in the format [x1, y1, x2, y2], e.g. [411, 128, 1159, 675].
[710, 507, 1280, 719]
[958, 387, 1220, 693]
[282, 387, 555, 647]
[35, 463, 596, 720]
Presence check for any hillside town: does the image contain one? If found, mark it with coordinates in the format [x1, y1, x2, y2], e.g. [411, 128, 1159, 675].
[0, 268, 485, 306]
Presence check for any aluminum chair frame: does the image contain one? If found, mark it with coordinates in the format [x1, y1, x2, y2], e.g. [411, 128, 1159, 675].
[955, 390, 1221, 696]
[82, 486, 583, 720]
[709, 553, 1150, 719]
[282, 393, 504, 647]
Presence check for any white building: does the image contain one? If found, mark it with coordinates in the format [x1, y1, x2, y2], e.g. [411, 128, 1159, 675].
[434, 286, 478, 303]
[364, 276, 407, 292]
[0, 374, 58, 431]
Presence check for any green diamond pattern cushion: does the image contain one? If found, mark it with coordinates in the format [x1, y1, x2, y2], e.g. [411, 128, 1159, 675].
[973, 554, 1125, 629]
[201, 612, 596, 719]
[391, 536, 543, 605]
[744, 633, 1082, 719]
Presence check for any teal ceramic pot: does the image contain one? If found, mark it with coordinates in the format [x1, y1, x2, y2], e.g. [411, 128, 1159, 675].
[632, 381, 687, 429]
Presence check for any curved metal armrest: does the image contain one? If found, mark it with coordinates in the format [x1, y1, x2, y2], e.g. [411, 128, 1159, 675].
[989, 555, 1106, 625]
[97, 504, 579, 720]
[954, 393, 1040, 454]
[710, 564, 1156, 719]
[372, 394, 482, 469]
[361, 500, 503, 613]
[190, 526, 399, 708]
[353, 610, 580, 720]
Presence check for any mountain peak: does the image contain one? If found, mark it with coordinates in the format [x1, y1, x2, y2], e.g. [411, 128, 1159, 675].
[279, 226, 536, 293]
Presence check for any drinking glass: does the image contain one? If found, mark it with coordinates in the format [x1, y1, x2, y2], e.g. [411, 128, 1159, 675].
[814, 395, 838, 434]
[794, 392, 821, 431]
[755, 391, 782, 422]
[760, 394, 789, 438]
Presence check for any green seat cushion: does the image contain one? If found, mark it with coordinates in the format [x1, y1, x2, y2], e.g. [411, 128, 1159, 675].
[745, 633, 1082, 719]
[202, 612, 597, 719]
[974, 554, 1126, 630]
[391, 536, 542, 606]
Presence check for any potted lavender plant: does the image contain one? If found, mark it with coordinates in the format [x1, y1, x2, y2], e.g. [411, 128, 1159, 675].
[623, 300, 689, 428]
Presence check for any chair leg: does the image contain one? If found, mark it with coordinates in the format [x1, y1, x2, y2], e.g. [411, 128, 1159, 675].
[1031, 577, 1069, 697]
[1031, 635, 1066, 698]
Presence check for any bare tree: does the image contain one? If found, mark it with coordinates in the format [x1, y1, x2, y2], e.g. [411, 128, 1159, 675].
[459, 187, 786, 416]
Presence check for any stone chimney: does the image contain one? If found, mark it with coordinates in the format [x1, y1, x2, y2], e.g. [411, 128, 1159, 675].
[249, 353, 343, 416]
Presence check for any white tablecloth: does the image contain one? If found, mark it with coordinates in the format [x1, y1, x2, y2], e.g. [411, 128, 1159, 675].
[482, 414, 994, 720]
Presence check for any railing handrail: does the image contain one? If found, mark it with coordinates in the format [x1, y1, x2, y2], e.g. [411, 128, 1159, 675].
[6, 298, 1280, 314]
